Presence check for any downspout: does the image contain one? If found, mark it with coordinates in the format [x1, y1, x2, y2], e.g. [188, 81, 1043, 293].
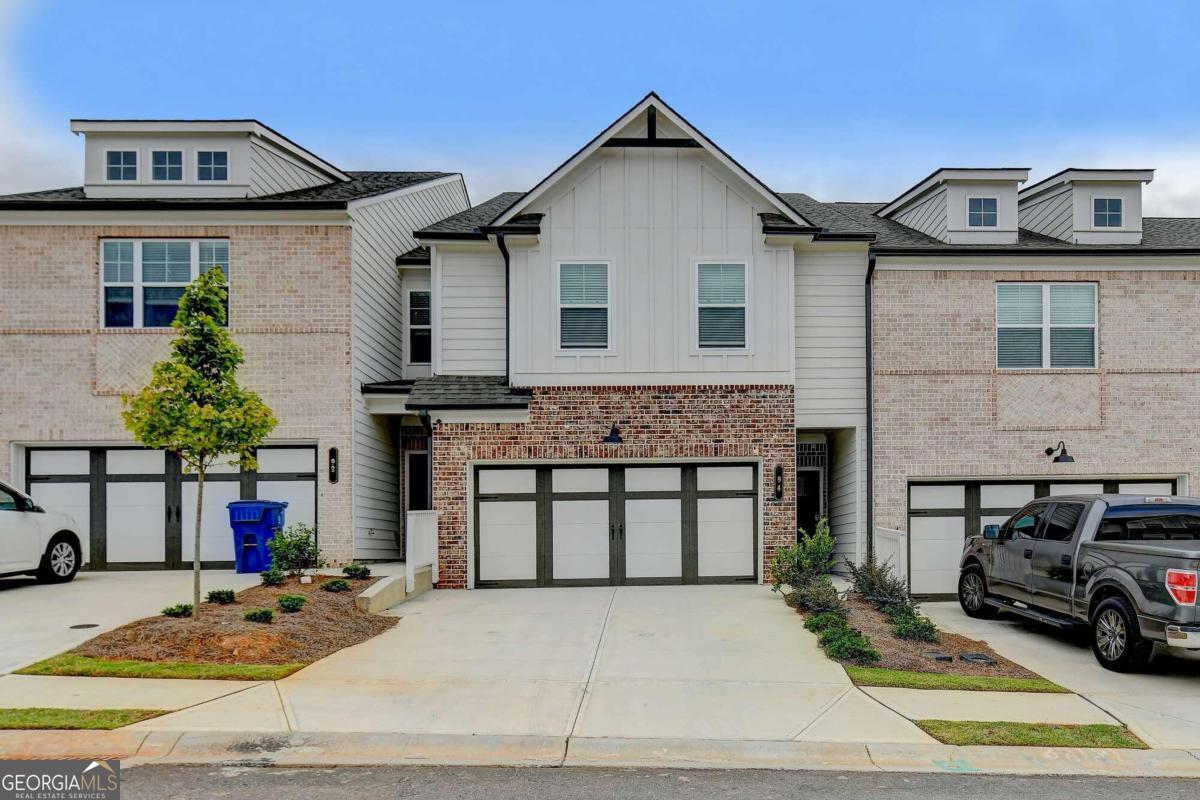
[494, 232, 511, 384]
[864, 252, 876, 563]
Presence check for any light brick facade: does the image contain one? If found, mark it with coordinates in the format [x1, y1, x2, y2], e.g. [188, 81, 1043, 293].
[431, 384, 796, 588]
[0, 224, 356, 563]
[871, 267, 1200, 531]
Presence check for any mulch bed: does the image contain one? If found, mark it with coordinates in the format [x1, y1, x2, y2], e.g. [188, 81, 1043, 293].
[810, 593, 1039, 679]
[73, 576, 397, 666]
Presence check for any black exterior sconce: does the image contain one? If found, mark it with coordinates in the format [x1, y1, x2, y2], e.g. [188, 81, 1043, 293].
[603, 422, 623, 444]
[1045, 441, 1074, 463]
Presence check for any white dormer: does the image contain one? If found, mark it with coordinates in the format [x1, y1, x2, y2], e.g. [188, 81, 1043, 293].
[1018, 168, 1154, 245]
[70, 119, 349, 199]
[876, 168, 1030, 245]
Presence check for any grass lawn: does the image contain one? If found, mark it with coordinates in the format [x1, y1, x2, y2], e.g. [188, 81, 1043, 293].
[847, 666, 1068, 693]
[916, 719, 1147, 748]
[0, 707, 165, 730]
[16, 654, 304, 681]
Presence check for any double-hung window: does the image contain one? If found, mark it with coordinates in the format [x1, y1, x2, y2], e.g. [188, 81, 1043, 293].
[996, 283, 1096, 369]
[197, 150, 228, 181]
[102, 240, 231, 328]
[408, 290, 432, 364]
[106, 151, 137, 181]
[558, 263, 609, 349]
[151, 150, 183, 181]
[1094, 197, 1122, 228]
[968, 197, 998, 227]
[697, 262, 747, 348]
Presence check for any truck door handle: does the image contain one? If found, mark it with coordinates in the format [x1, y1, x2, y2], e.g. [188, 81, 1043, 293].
[1023, 548, 1033, 559]
[1061, 554, 1072, 566]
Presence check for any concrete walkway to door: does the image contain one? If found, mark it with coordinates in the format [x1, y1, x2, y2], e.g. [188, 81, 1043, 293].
[131, 585, 930, 742]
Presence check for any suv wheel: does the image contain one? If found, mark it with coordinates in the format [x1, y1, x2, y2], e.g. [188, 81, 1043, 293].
[1091, 596, 1154, 672]
[958, 565, 998, 619]
[37, 535, 80, 584]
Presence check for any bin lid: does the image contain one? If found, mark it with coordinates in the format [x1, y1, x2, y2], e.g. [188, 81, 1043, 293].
[226, 500, 289, 509]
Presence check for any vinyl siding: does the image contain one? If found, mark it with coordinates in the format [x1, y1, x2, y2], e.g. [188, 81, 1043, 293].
[436, 248, 507, 375]
[894, 186, 948, 241]
[248, 139, 331, 195]
[1018, 185, 1073, 241]
[349, 176, 469, 560]
[829, 426, 862, 566]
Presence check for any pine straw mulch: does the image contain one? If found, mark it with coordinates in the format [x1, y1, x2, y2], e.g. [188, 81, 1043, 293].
[809, 593, 1040, 679]
[72, 576, 397, 666]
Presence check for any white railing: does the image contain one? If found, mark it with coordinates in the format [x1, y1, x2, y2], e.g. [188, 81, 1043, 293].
[406, 510, 439, 589]
[874, 526, 907, 580]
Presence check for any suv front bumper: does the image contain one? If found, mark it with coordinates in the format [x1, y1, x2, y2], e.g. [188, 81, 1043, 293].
[1165, 624, 1200, 649]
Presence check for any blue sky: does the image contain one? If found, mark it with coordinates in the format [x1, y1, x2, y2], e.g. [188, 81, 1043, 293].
[4, 0, 1200, 212]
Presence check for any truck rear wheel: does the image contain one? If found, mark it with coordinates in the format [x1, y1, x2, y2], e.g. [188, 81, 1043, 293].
[1091, 596, 1154, 672]
[958, 565, 998, 619]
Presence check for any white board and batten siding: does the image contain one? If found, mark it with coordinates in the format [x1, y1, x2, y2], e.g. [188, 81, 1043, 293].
[349, 176, 470, 560]
[505, 148, 795, 385]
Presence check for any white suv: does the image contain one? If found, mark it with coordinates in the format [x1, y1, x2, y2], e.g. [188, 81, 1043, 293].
[0, 480, 83, 583]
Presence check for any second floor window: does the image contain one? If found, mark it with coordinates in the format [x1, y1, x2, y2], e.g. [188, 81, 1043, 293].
[106, 151, 137, 181]
[1094, 197, 1123, 228]
[103, 240, 230, 329]
[698, 262, 747, 348]
[409, 290, 431, 364]
[996, 282, 1096, 369]
[558, 263, 608, 349]
[151, 150, 183, 181]
[968, 197, 997, 227]
[197, 151, 228, 181]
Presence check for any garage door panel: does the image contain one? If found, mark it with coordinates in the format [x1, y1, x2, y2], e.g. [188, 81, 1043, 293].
[478, 501, 537, 581]
[106, 482, 166, 563]
[181, 481, 242, 563]
[552, 500, 609, 580]
[909, 516, 964, 596]
[29, 482, 90, 566]
[697, 497, 754, 577]
[624, 498, 682, 579]
[257, 480, 315, 529]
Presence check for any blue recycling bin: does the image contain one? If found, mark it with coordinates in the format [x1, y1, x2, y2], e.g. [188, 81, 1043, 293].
[227, 500, 288, 574]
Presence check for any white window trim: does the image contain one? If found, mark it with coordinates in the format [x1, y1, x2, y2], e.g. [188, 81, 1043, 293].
[694, 260, 751, 353]
[103, 148, 139, 183]
[100, 239, 230, 329]
[995, 281, 1098, 370]
[1090, 194, 1125, 231]
[194, 147, 231, 183]
[407, 288, 432, 365]
[555, 261, 612, 353]
[966, 196, 999, 228]
[149, 149, 185, 183]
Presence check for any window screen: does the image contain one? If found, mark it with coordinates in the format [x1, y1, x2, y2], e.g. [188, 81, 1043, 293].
[698, 263, 746, 348]
[1094, 198, 1123, 228]
[997, 283, 1096, 369]
[409, 290, 431, 363]
[559, 263, 608, 348]
[969, 197, 998, 227]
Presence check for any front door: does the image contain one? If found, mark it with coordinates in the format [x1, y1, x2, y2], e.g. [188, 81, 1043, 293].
[990, 501, 1048, 602]
[1030, 501, 1086, 613]
[796, 469, 822, 536]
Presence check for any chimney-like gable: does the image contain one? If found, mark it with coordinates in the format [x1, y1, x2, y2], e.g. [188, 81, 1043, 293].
[1018, 168, 1154, 245]
[877, 168, 1030, 245]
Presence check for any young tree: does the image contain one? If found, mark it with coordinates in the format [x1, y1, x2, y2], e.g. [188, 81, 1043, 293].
[123, 268, 277, 619]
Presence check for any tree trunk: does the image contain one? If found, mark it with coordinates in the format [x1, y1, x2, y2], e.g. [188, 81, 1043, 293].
[192, 469, 205, 620]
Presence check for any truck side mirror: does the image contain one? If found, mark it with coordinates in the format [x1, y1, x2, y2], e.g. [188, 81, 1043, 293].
[982, 524, 1001, 540]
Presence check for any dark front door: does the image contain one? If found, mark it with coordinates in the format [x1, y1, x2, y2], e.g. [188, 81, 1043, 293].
[797, 469, 822, 537]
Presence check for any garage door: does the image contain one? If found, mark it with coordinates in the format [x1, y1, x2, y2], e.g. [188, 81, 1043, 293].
[907, 477, 1179, 596]
[25, 445, 318, 570]
[474, 463, 757, 587]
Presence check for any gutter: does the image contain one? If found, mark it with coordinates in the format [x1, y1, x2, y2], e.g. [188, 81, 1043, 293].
[873, 246, 1200, 257]
[864, 252, 876, 563]
[494, 232, 512, 384]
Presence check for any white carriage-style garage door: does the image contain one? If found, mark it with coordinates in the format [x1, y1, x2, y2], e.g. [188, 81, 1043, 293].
[907, 477, 1178, 596]
[474, 463, 758, 587]
[25, 445, 318, 570]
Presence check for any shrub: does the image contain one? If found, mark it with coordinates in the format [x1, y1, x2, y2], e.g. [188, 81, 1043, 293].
[342, 564, 371, 580]
[891, 608, 939, 643]
[321, 578, 351, 593]
[846, 557, 910, 610]
[803, 611, 847, 634]
[770, 517, 836, 591]
[819, 626, 881, 664]
[161, 603, 193, 618]
[278, 594, 307, 613]
[268, 523, 326, 577]
[259, 568, 285, 587]
[206, 589, 236, 605]
[243, 608, 274, 624]
[791, 576, 847, 616]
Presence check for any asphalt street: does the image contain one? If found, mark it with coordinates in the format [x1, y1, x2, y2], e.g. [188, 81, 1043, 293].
[122, 765, 1200, 799]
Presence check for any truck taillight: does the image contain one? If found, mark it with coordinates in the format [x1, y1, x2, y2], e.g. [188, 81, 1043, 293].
[1166, 569, 1197, 605]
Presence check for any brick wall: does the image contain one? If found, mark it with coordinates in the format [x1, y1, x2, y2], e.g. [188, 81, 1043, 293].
[872, 268, 1200, 531]
[432, 384, 796, 588]
[0, 224, 356, 563]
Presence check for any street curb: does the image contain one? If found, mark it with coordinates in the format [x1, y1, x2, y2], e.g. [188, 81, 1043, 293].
[6, 730, 1200, 776]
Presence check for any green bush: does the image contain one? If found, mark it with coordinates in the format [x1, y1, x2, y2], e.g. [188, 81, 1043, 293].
[243, 608, 274, 624]
[268, 523, 326, 577]
[891, 608, 939, 643]
[161, 603, 193, 618]
[206, 589, 236, 605]
[770, 517, 836, 591]
[277, 594, 307, 614]
[846, 557, 910, 610]
[803, 611, 848, 634]
[320, 578, 350, 593]
[259, 568, 285, 587]
[791, 576, 847, 616]
[819, 625, 881, 664]
[342, 564, 371, 580]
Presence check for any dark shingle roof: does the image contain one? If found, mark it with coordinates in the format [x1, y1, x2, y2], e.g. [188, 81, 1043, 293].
[416, 192, 527, 238]
[404, 375, 531, 410]
[0, 172, 452, 210]
[395, 246, 431, 266]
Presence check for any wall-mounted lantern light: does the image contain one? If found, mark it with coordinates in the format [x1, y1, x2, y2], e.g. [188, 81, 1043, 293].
[603, 422, 623, 444]
[1045, 441, 1074, 463]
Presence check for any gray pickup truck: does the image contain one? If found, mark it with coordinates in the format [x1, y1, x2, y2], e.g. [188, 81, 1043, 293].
[957, 494, 1200, 672]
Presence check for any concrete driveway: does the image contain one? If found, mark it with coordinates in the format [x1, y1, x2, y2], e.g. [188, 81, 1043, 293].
[925, 601, 1200, 749]
[0, 570, 260, 674]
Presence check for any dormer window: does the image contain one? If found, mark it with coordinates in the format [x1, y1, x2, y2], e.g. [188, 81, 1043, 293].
[106, 151, 137, 181]
[197, 151, 228, 181]
[151, 150, 183, 181]
[1093, 197, 1123, 228]
[968, 197, 998, 227]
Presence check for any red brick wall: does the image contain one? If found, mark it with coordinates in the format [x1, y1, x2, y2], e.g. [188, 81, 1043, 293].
[432, 384, 796, 588]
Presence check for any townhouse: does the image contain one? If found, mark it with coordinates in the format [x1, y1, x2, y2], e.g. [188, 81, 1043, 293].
[5, 94, 1200, 596]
